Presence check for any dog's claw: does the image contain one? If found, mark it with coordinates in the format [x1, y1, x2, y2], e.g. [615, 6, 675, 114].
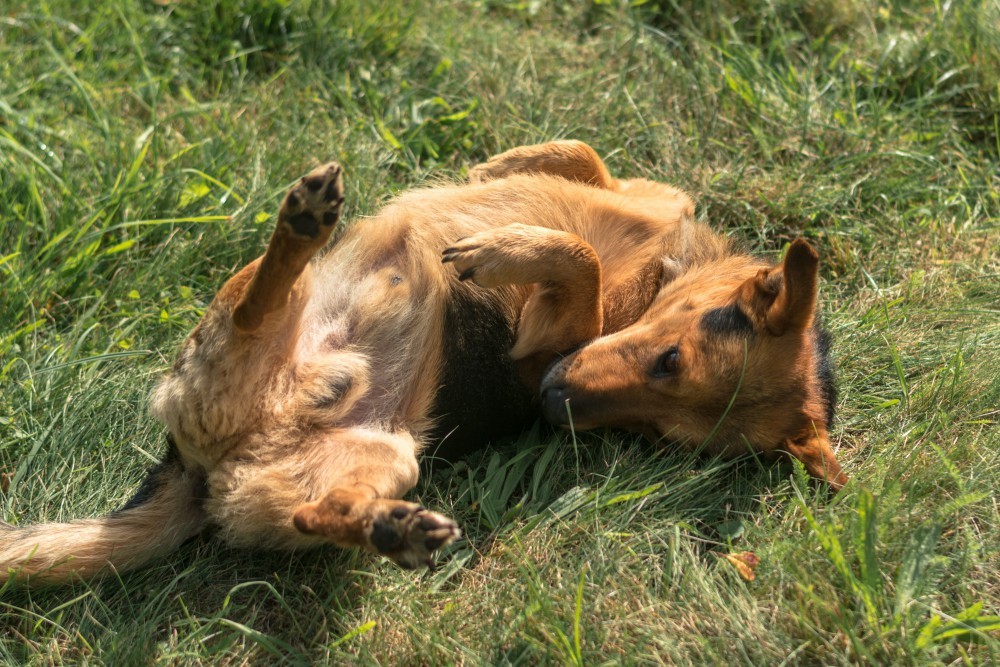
[442, 243, 481, 265]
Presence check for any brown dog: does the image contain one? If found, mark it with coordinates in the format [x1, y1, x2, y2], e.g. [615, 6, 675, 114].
[0, 141, 845, 584]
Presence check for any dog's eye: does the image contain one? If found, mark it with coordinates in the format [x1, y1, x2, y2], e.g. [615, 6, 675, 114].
[650, 347, 680, 378]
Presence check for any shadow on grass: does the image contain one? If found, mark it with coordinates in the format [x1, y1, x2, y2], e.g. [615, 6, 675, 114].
[0, 424, 831, 664]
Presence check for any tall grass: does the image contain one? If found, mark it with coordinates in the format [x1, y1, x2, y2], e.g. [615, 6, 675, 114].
[1, 0, 998, 663]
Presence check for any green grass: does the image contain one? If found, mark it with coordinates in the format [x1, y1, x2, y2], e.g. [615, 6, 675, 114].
[1, 0, 998, 663]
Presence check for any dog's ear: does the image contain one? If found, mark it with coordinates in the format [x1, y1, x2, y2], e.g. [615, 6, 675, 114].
[738, 239, 819, 336]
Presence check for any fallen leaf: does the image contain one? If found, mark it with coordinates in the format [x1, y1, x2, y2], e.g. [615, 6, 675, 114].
[714, 551, 760, 581]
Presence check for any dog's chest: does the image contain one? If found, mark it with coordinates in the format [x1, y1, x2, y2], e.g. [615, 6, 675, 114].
[428, 285, 536, 459]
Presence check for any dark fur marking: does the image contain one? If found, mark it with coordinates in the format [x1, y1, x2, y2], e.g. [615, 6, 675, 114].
[700, 303, 754, 337]
[288, 213, 319, 239]
[115, 435, 184, 513]
[814, 323, 837, 426]
[429, 287, 536, 460]
[311, 376, 353, 409]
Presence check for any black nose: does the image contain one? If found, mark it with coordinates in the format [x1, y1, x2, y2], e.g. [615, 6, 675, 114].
[541, 386, 570, 425]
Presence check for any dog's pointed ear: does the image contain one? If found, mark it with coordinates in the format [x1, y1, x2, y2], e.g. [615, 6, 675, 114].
[738, 239, 819, 336]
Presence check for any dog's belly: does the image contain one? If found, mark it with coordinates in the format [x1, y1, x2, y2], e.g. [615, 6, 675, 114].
[294, 203, 537, 458]
[291, 209, 531, 450]
[297, 249, 434, 423]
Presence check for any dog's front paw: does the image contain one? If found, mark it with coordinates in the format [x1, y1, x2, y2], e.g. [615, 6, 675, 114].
[441, 235, 490, 285]
[442, 223, 546, 288]
[368, 501, 460, 569]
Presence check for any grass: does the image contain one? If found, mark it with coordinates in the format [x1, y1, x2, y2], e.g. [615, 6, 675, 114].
[1, 0, 998, 663]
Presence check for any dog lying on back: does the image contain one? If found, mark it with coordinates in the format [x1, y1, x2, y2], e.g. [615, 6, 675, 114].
[0, 141, 846, 584]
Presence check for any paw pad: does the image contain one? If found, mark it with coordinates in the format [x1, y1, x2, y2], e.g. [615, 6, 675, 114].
[279, 162, 345, 242]
[370, 503, 460, 570]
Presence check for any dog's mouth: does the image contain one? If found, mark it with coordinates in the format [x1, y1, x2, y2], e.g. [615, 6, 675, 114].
[539, 344, 662, 439]
[540, 384, 662, 443]
[540, 345, 583, 428]
[539, 352, 616, 431]
[539, 353, 576, 425]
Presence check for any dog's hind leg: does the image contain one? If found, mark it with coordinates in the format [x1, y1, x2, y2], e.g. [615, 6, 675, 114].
[443, 224, 603, 383]
[212, 428, 459, 569]
[469, 140, 616, 190]
[288, 429, 459, 569]
[233, 163, 345, 332]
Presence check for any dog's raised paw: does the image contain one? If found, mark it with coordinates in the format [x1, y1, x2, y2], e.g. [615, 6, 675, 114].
[278, 162, 345, 243]
[369, 501, 460, 569]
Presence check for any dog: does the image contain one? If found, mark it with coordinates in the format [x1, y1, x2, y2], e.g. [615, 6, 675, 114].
[0, 140, 846, 585]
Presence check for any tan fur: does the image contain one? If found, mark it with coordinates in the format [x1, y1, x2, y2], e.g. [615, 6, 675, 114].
[1, 140, 844, 585]
[540, 242, 846, 489]
[0, 454, 206, 584]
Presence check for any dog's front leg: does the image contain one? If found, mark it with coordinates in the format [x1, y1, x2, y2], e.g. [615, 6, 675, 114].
[232, 163, 345, 332]
[443, 223, 603, 385]
[153, 164, 346, 466]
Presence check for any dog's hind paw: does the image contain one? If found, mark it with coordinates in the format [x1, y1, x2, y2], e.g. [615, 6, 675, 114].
[278, 162, 345, 244]
[368, 501, 461, 570]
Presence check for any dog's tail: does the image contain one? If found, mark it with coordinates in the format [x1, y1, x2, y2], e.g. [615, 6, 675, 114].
[0, 446, 208, 586]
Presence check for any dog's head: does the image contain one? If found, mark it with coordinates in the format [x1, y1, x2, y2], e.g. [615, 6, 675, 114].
[540, 239, 843, 486]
